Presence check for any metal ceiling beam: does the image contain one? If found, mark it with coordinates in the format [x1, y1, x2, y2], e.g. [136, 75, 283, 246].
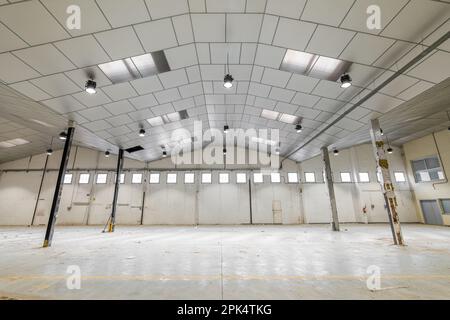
[281, 31, 450, 165]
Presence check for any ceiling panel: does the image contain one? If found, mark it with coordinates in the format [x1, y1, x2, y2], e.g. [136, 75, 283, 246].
[0, 0, 70, 45]
[0, 1, 449, 164]
[13, 44, 76, 75]
[96, 0, 150, 28]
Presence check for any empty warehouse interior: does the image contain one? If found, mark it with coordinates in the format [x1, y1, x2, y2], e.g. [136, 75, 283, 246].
[0, 0, 450, 302]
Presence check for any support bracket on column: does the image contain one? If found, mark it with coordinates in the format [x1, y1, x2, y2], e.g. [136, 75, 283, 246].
[43, 125, 75, 247]
[321, 146, 340, 231]
[370, 119, 404, 245]
[108, 148, 124, 232]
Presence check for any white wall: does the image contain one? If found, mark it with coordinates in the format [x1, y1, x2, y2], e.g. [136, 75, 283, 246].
[0, 141, 424, 226]
[0, 146, 303, 226]
[299, 144, 419, 224]
[403, 129, 450, 226]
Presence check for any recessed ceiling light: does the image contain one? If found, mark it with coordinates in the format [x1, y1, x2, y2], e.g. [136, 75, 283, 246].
[59, 132, 67, 140]
[0, 141, 15, 148]
[139, 128, 146, 137]
[224, 74, 234, 88]
[0, 138, 31, 148]
[85, 79, 96, 94]
[340, 74, 352, 88]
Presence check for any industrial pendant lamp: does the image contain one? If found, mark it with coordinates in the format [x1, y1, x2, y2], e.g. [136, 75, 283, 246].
[295, 124, 302, 133]
[46, 137, 53, 156]
[59, 131, 67, 140]
[340, 74, 352, 88]
[105, 150, 110, 158]
[223, 52, 233, 88]
[386, 134, 393, 154]
[333, 149, 339, 156]
[139, 128, 146, 137]
[85, 79, 97, 94]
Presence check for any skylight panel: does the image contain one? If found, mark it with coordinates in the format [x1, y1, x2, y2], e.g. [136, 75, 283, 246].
[280, 50, 315, 74]
[309, 56, 348, 81]
[279, 114, 300, 124]
[280, 49, 351, 82]
[98, 59, 140, 83]
[98, 51, 170, 84]
[0, 138, 30, 148]
[146, 116, 164, 126]
[261, 109, 279, 120]
[131, 53, 157, 77]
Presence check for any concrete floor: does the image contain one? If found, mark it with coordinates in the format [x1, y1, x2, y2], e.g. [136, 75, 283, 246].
[0, 224, 449, 300]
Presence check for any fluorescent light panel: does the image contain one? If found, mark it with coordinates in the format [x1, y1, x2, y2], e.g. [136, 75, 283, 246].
[261, 109, 300, 125]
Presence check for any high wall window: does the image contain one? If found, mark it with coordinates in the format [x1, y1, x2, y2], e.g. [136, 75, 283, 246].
[287, 172, 298, 183]
[236, 173, 247, 184]
[253, 173, 263, 183]
[411, 156, 445, 182]
[149, 173, 160, 184]
[270, 172, 281, 183]
[219, 173, 229, 184]
[167, 173, 177, 184]
[63, 173, 73, 184]
[118, 173, 125, 184]
[96, 173, 108, 184]
[184, 173, 195, 184]
[202, 173, 212, 184]
[340, 172, 351, 183]
[304, 172, 316, 183]
[131, 173, 142, 184]
[79, 173, 90, 184]
[394, 172, 406, 183]
[359, 172, 370, 183]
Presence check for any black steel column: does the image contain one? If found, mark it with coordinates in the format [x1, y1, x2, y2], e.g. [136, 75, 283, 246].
[43, 126, 75, 247]
[108, 149, 124, 232]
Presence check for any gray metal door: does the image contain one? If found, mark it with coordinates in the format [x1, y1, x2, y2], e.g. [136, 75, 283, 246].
[420, 200, 443, 225]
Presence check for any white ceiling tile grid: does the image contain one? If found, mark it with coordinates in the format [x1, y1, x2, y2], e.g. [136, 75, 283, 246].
[0, 0, 449, 163]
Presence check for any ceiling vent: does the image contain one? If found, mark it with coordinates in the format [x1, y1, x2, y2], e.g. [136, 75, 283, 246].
[125, 145, 144, 153]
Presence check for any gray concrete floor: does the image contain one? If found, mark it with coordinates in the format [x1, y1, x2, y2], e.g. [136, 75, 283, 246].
[0, 224, 449, 300]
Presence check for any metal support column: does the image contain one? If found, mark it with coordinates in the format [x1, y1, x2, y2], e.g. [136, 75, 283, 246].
[108, 148, 124, 232]
[321, 147, 340, 231]
[43, 126, 75, 247]
[370, 119, 404, 245]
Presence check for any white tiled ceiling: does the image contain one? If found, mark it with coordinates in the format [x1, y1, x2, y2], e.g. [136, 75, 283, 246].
[0, 0, 449, 164]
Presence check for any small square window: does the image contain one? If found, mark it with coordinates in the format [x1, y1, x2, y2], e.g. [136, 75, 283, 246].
[149, 173, 160, 184]
[184, 173, 195, 184]
[219, 173, 229, 184]
[79, 173, 90, 184]
[202, 173, 212, 184]
[271, 172, 281, 183]
[236, 173, 247, 184]
[167, 173, 177, 184]
[132, 173, 142, 184]
[253, 173, 263, 183]
[340, 172, 351, 182]
[63, 173, 73, 184]
[359, 172, 370, 183]
[394, 172, 406, 183]
[304, 172, 316, 183]
[287, 172, 298, 183]
[96, 173, 108, 184]
[114, 173, 125, 184]
[377, 171, 382, 182]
